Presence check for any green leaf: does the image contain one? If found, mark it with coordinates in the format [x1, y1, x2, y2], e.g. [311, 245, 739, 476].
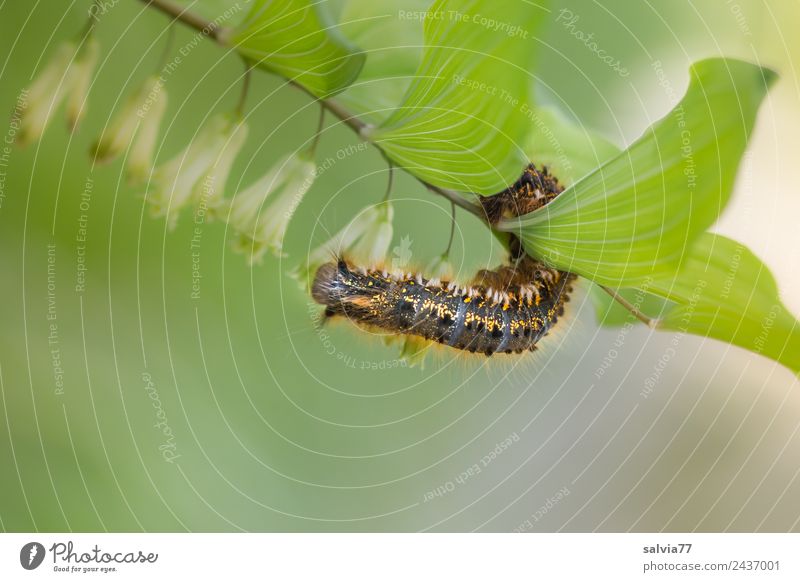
[227, 0, 366, 98]
[524, 105, 621, 186]
[335, 0, 430, 123]
[595, 234, 800, 374]
[654, 234, 800, 373]
[501, 58, 776, 286]
[367, 0, 550, 195]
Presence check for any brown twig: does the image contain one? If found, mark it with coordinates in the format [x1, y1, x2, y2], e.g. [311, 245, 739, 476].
[140, 0, 224, 41]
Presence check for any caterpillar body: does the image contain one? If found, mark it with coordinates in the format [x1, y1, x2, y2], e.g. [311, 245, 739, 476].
[312, 257, 575, 356]
[311, 163, 575, 357]
[480, 163, 565, 223]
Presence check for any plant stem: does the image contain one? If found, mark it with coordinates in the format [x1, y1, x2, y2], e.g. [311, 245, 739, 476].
[383, 162, 394, 202]
[307, 105, 326, 157]
[155, 23, 176, 71]
[139, 0, 224, 41]
[427, 184, 483, 219]
[235, 63, 252, 117]
[599, 286, 660, 329]
[135, 0, 487, 222]
[444, 201, 456, 256]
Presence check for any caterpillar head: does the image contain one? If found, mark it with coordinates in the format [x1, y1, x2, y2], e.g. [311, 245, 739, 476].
[480, 163, 564, 223]
[311, 261, 344, 305]
[311, 259, 383, 309]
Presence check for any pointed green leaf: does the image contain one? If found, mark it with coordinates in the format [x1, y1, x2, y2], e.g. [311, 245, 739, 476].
[500, 58, 776, 286]
[228, 0, 366, 98]
[596, 234, 800, 374]
[367, 0, 550, 195]
[649, 234, 800, 373]
[336, 0, 430, 123]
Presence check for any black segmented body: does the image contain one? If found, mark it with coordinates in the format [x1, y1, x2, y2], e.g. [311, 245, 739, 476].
[312, 259, 574, 356]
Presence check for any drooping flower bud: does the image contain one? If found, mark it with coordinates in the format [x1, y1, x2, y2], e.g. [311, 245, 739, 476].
[346, 200, 394, 265]
[16, 42, 78, 146]
[127, 79, 168, 183]
[397, 336, 431, 369]
[227, 152, 317, 263]
[193, 118, 248, 213]
[427, 253, 455, 280]
[291, 201, 394, 287]
[92, 75, 168, 183]
[16, 34, 100, 146]
[146, 113, 247, 230]
[65, 36, 100, 132]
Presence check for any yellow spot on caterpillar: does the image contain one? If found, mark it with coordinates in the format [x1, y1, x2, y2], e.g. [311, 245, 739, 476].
[464, 297, 471, 303]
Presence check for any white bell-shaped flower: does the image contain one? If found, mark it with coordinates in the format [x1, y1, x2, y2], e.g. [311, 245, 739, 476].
[427, 253, 455, 280]
[146, 113, 247, 230]
[127, 79, 168, 183]
[65, 36, 99, 132]
[17, 42, 78, 146]
[92, 75, 168, 183]
[347, 200, 394, 265]
[228, 152, 317, 263]
[17, 36, 99, 145]
[193, 118, 248, 214]
[291, 201, 394, 287]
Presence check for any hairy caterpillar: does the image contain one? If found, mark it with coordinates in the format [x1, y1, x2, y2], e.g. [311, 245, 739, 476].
[480, 163, 564, 224]
[312, 257, 575, 356]
[311, 163, 575, 357]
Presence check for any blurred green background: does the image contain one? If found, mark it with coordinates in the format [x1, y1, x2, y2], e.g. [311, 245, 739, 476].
[0, 0, 798, 532]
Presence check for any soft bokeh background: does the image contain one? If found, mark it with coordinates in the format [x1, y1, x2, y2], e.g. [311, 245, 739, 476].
[0, 0, 798, 532]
